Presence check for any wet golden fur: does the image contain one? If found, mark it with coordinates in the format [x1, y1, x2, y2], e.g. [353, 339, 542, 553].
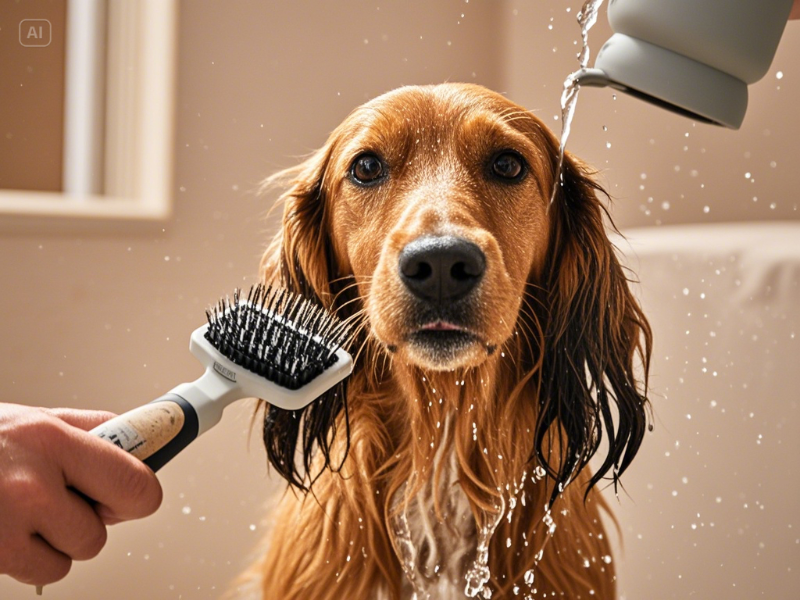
[239, 84, 651, 599]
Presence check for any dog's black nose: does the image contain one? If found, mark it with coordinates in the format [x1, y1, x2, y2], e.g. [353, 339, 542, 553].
[398, 235, 485, 303]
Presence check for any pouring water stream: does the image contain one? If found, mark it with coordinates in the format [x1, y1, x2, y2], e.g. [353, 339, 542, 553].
[550, 0, 606, 206]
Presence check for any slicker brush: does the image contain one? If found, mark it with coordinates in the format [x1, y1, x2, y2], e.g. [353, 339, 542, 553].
[90, 284, 353, 472]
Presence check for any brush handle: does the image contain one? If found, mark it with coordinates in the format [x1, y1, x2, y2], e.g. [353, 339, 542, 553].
[90, 394, 199, 472]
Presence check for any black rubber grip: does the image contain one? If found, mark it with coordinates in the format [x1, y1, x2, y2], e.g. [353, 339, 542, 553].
[143, 394, 199, 472]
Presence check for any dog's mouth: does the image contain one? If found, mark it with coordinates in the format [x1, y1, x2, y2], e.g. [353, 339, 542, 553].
[373, 294, 504, 369]
[409, 320, 478, 349]
[392, 317, 494, 369]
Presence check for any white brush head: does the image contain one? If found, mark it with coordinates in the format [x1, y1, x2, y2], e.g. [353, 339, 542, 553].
[189, 324, 352, 411]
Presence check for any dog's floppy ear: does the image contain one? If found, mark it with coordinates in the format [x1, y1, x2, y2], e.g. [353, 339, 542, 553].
[260, 141, 339, 303]
[259, 138, 352, 491]
[533, 152, 652, 503]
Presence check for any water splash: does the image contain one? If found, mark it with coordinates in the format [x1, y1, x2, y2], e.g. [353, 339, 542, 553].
[389, 497, 424, 598]
[392, 459, 562, 598]
[464, 495, 506, 598]
[549, 0, 606, 205]
[464, 465, 557, 598]
[499, 466, 561, 598]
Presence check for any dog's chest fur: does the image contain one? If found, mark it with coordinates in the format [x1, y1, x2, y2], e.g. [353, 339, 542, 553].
[385, 420, 480, 599]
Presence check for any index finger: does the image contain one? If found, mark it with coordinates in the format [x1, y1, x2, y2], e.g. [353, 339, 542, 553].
[53, 423, 163, 522]
[43, 407, 118, 431]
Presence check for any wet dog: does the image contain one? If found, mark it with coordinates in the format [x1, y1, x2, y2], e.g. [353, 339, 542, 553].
[241, 83, 651, 599]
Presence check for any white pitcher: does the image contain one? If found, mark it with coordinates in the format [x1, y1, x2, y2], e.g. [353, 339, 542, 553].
[576, 0, 794, 128]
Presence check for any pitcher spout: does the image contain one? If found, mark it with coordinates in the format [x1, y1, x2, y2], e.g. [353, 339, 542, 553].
[573, 68, 613, 88]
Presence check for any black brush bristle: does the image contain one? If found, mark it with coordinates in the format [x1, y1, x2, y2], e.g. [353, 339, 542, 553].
[204, 284, 349, 390]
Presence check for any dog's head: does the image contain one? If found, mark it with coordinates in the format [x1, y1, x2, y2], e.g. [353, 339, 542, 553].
[261, 84, 651, 497]
[323, 85, 555, 371]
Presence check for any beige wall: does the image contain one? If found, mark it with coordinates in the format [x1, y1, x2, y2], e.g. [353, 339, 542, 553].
[503, 1, 800, 228]
[0, 1, 797, 599]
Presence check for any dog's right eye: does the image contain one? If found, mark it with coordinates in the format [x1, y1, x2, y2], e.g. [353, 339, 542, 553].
[350, 153, 386, 185]
[490, 150, 527, 182]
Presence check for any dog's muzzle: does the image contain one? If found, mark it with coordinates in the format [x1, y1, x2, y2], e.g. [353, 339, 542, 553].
[396, 235, 488, 364]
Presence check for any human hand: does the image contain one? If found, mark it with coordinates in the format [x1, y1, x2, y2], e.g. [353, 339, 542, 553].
[0, 403, 163, 587]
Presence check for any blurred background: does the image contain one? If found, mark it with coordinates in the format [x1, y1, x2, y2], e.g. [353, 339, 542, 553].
[0, 1, 797, 598]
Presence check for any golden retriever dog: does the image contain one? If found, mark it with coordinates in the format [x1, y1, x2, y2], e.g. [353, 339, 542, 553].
[239, 83, 651, 599]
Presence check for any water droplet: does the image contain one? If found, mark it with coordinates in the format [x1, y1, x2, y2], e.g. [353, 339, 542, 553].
[776, 71, 784, 80]
[524, 569, 535, 585]
[181, 506, 192, 515]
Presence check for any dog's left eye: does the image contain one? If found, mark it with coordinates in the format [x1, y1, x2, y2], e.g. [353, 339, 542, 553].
[350, 153, 386, 185]
[490, 151, 526, 182]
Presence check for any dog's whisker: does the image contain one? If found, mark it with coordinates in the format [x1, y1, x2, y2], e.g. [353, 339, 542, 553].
[515, 302, 544, 360]
[498, 108, 534, 123]
[379, 345, 392, 378]
[328, 273, 359, 286]
[350, 325, 376, 368]
[521, 288, 549, 313]
[336, 296, 368, 318]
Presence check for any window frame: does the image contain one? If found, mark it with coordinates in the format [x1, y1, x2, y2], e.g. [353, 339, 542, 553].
[0, 0, 178, 233]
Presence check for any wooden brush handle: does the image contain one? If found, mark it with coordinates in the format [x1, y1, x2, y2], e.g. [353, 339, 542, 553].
[91, 395, 199, 472]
